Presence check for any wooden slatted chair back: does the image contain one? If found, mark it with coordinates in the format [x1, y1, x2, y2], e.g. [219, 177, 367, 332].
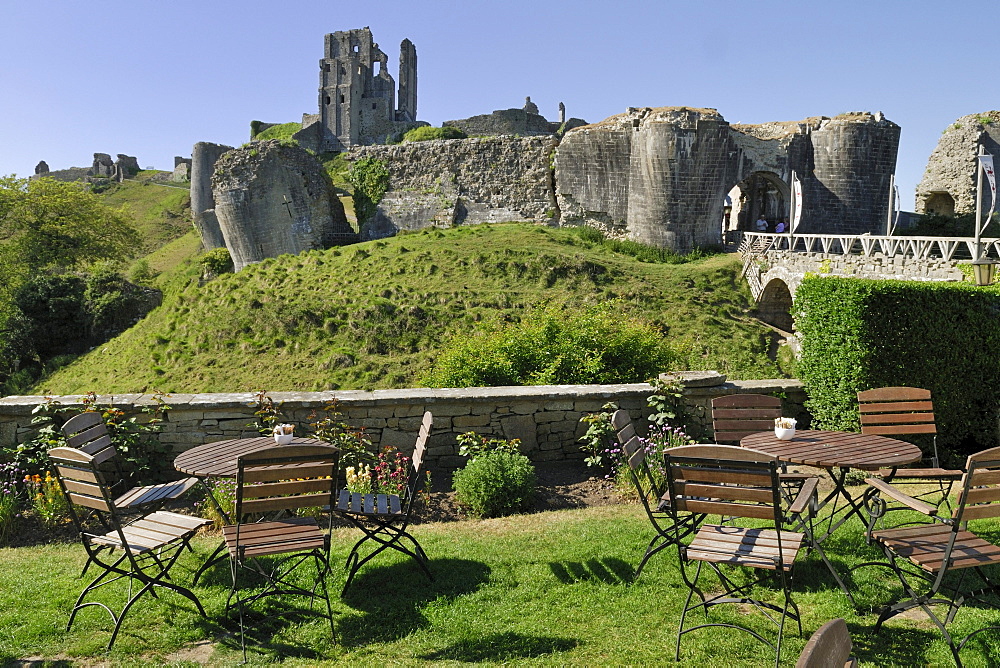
[665, 444, 783, 524]
[953, 446, 1000, 523]
[235, 445, 339, 519]
[711, 394, 782, 445]
[857, 387, 937, 437]
[410, 411, 432, 476]
[795, 618, 856, 668]
[611, 410, 658, 499]
[49, 446, 118, 514]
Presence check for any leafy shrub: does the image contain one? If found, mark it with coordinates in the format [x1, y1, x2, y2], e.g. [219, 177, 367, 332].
[200, 247, 233, 276]
[453, 450, 536, 518]
[793, 276, 1000, 463]
[347, 157, 390, 223]
[13, 273, 87, 357]
[456, 431, 522, 460]
[425, 303, 678, 388]
[402, 126, 467, 142]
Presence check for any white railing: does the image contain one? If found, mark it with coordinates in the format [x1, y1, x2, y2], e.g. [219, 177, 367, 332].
[741, 232, 1000, 262]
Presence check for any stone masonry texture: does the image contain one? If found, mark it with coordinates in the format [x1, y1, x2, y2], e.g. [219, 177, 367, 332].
[916, 111, 1000, 216]
[0, 379, 807, 476]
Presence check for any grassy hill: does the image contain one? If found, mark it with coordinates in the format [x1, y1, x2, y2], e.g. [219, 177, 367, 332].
[97, 171, 193, 253]
[35, 224, 785, 395]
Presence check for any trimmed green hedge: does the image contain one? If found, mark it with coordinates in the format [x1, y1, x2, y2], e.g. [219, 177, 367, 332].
[793, 276, 1000, 465]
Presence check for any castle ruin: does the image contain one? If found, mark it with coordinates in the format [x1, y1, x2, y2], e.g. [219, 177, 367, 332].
[916, 111, 1000, 217]
[299, 27, 419, 151]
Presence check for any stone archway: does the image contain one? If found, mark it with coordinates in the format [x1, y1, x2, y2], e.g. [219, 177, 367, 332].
[923, 191, 956, 217]
[723, 172, 791, 236]
[757, 277, 794, 332]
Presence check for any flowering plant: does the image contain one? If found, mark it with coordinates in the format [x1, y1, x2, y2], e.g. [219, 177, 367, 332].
[194, 477, 238, 529]
[612, 424, 696, 494]
[373, 447, 411, 497]
[0, 463, 23, 546]
[23, 471, 69, 528]
[345, 463, 373, 494]
[774, 417, 797, 429]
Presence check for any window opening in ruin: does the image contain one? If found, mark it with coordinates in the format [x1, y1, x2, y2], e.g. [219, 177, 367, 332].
[340, 94, 345, 103]
[923, 192, 956, 218]
[353, 45, 359, 53]
[324, 64, 330, 73]
[325, 96, 331, 105]
[340, 66, 346, 75]
[372, 103, 377, 110]
[722, 172, 790, 238]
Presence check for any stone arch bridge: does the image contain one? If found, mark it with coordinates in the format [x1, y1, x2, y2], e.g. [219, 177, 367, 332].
[740, 231, 1000, 332]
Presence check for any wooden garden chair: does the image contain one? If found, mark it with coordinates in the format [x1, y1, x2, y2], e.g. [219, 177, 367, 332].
[48, 446, 210, 651]
[865, 445, 1000, 667]
[711, 394, 813, 493]
[335, 411, 433, 594]
[225, 444, 340, 661]
[611, 409, 702, 578]
[795, 618, 857, 668]
[664, 444, 819, 668]
[857, 387, 963, 512]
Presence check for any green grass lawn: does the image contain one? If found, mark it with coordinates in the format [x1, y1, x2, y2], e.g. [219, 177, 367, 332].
[2, 502, 998, 666]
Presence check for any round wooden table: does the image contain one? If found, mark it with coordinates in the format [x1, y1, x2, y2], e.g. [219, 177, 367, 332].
[174, 436, 328, 478]
[740, 429, 921, 472]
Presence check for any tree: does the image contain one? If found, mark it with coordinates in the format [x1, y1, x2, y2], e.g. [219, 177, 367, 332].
[0, 175, 140, 270]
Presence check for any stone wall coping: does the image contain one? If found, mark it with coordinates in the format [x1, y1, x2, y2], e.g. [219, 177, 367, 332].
[0, 383, 656, 415]
[684, 379, 804, 397]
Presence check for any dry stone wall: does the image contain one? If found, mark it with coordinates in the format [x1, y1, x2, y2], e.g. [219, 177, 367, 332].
[0, 379, 807, 474]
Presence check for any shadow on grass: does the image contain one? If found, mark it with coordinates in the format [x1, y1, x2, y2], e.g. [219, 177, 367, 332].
[419, 631, 580, 661]
[213, 606, 333, 660]
[847, 620, 940, 666]
[1, 660, 74, 668]
[337, 557, 490, 647]
[548, 557, 633, 584]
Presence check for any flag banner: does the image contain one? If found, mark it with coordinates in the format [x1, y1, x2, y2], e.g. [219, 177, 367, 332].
[791, 176, 803, 233]
[979, 154, 997, 222]
[890, 184, 901, 235]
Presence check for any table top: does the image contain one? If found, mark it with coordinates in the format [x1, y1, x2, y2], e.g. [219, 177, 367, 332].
[174, 436, 332, 478]
[740, 429, 922, 471]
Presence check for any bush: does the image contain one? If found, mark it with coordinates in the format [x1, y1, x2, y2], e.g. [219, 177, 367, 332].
[453, 450, 536, 518]
[402, 126, 467, 142]
[200, 247, 234, 276]
[347, 157, 390, 224]
[793, 276, 1000, 464]
[425, 302, 678, 387]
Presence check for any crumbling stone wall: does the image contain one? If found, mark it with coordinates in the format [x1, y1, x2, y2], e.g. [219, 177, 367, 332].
[916, 111, 1000, 215]
[212, 140, 356, 270]
[348, 135, 558, 240]
[556, 108, 899, 250]
[444, 97, 587, 138]
[191, 142, 233, 249]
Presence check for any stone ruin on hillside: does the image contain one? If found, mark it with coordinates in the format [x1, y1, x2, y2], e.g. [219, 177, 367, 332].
[916, 111, 1000, 217]
[292, 27, 423, 152]
[32, 152, 142, 184]
[210, 140, 356, 271]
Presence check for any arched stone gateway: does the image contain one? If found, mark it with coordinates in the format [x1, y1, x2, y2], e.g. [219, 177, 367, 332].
[756, 278, 794, 332]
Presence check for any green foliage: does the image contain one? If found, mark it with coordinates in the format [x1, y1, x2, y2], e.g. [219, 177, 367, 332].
[199, 247, 233, 276]
[0, 176, 140, 271]
[904, 212, 1000, 238]
[425, 302, 678, 388]
[308, 399, 374, 471]
[452, 449, 536, 518]
[12, 273, 87, 358]
[578, 402, 619, 468]
[252, 122, 301, 142]
[793, 276, 1000, 463]
[347, 157, 389, 223]
[402, 126, 468, 142]
[455, 431, 522, 461]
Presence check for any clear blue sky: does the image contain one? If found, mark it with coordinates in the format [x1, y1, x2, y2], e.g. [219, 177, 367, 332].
[1, 0, 994, 208]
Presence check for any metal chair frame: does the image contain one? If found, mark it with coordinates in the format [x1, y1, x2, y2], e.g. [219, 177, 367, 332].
[335, 411, 433, 594]
[857, 386, 962, 514]
[225, 444, 340, 661]
[611, 410, 702, 578]
[49, 446, 209, 651]
[61, 411, 199, 576]
[865, 445, 1000, 667]
[665, 444, 817, 668]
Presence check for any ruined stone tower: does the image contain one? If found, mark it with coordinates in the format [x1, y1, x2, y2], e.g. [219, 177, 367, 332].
[318, 27, 418, 151]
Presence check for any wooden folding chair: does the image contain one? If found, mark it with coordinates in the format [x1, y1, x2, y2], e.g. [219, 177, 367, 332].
[865, 445, 1000, 667]
[335, 411, 433, 594]
[857, 387, 963, 513]
[48, 446, 210, 651]
[712, 394, 812, 493]
[665, 444, 818, 668]
[795, 618, 857, 668]
[225, 444, 340, 661]
[611, 410, 702, 578]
